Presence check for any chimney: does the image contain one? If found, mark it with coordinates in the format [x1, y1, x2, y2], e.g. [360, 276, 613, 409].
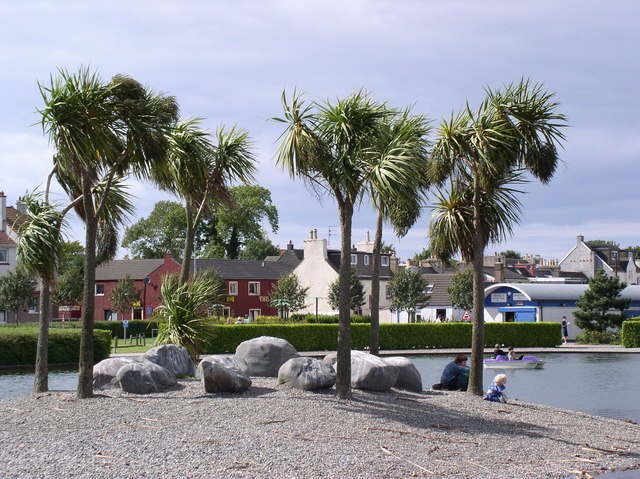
[577, 234, 584, 244]
[390, 253, 399, 274]
[287, 240, 294, 251]
[495, 260, 505, 283]
[16, 196, 27, 214]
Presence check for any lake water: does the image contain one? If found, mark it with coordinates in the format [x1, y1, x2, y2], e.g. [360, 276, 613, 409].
[1, 353, 639, 423]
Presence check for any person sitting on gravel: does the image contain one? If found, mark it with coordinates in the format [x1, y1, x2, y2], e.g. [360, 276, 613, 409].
[432, 354, 469, 391]
[484, 374, 508, 403]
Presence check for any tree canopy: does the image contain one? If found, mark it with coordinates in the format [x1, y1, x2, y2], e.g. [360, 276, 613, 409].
[109, 274, 141, 320]
[269, 273, 309, 317]
[574, 270, 630, 332]
[122, 201, 187, 259]
[327, 267, 366, 312]
[388, 268, 431, 322]
[0, 268, 36, 323]
[448, 269, 474, 311]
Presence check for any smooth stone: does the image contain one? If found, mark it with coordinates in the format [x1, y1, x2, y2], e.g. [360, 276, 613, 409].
[323, 350, 399, 391]
[235, 336, 300, 377]
[93, 357, 141, 390]
[198, 355, 252, 393]
[278, 356, 336, 390]
[116, 360, 177, 394]
[143, 344, 196, 377]
[384, 356, 423, 392]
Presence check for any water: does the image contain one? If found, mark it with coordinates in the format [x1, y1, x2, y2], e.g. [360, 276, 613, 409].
[0, 368, 78, 399]
[412, 353, 640, 422]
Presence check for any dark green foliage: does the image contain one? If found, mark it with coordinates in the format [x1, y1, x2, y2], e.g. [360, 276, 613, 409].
[52, 319, 164, 337]
[500, 250, 522, 259]
[257, 314, 371, 324]
[574, 270, 631, 332]
[448, 269, 473, 311]
[109, 274, 140, 318]
[268, 274, 309, 314]
[388, 268, 431, 321]
[0, 268, 36, 320]
[238, 237, 280, 260]
[0, 328, 111, 366]
[575, 330, 621, 345]
[198, 321, 560, 353]
[52, 242, 85, 306]
[622, 318, 640, 348]
[327, 267, 366, 311]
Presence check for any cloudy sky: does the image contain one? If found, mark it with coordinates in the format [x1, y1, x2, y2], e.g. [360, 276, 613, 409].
[1, 1, 638, 262]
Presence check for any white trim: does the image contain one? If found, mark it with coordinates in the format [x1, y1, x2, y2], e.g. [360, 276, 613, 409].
[228, 281, 238, 295]
[95, 283, 105, 296]
[248, 281, 260, 296]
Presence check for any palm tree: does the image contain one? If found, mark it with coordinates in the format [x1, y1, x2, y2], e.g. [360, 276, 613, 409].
[367, 109, 431, 355]
[274, 90, 421, 399]
[39, 67, 178, 398]
[152, 119, 256, 285]
[428, 79, 567, 395]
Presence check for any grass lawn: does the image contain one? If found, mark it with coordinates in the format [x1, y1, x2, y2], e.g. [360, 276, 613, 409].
[112, 337, 158, 354]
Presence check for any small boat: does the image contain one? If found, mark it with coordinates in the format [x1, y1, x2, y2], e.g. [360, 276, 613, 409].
[483, 355, 545, 369]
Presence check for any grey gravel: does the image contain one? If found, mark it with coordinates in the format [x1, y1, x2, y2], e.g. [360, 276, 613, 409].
[1, 379, 639, 478]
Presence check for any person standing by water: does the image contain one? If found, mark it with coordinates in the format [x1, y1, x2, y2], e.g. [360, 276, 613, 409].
[433, 354, 470, 391]
[562, 316, 570, 344]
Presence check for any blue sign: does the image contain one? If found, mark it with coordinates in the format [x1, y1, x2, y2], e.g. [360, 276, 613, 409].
[146, 307, 153, 314]
[123, 320, 129, 328]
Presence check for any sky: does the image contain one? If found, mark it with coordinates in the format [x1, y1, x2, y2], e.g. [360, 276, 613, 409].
[1, 1, 639, 262]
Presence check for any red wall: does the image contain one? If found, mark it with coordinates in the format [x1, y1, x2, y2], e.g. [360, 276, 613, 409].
[223, 278, 279, 318]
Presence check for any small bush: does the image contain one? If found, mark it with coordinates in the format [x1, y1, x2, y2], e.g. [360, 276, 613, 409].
[575, 330, 621, 345]
[0, 328, 111, 366]
[622, 318, 640, 348]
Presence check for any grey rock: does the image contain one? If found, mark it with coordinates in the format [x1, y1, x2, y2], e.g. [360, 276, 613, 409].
[324, 350, 399, 391]
[143, 344, 196, 377]
[198, 355, 251, 393]
[235, 336, 299, 377]
[116, 360, 177, 394]
[93, 357, 141, 389]
[384, 356, 423, 392]
[278, 357, 336, 391]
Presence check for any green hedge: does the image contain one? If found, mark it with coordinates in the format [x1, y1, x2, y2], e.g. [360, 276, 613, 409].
[199, 321, 561, 353]
[0, 328, 111, 366]
[50, 319, 164, 337]
[254, 314, 371, 324]
[622, 318, 640, 348]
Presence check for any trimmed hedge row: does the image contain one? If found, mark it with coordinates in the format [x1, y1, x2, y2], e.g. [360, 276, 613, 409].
[50, 319, 164, 337]
[200, 322, 562, 354]
[622, 318, 640, 348]
[255, 314, 371, 324]
[0, 328, 112, 366]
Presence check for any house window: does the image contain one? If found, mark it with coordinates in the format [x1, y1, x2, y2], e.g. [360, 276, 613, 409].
[95, 283, 105, 296]
[249, 309, 261, 321]
[386, 286, 392, 299]
[0, 310, 6, 323]
[425, 284, 434, 293]
[351, 254, 357, 265]
[0, 248, 7, 263]
[364, 255, 370, 266]
[248, 282, 260, 295]
[28, 296, 38, 313]
[381, 256, 389, 267]
[229, 281, 238, 295]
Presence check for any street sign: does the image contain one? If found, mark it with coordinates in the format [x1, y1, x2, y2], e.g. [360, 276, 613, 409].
[146, 307, 152, 314]
[462, 310, 471, 321]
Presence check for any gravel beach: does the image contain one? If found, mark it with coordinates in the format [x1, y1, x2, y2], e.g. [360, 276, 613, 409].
[1, 379, 639, 479]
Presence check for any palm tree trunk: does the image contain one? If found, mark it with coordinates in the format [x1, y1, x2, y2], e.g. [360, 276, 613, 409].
[77, 177, 97, 399]
[33, 280, 51, 393]
[369, 210, 383, 356]
[468, 175, 485, 396]
[180, 203, 195, 286]
[335, 201, 353, 400]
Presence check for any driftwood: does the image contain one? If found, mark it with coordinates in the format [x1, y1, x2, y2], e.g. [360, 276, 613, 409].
[365, 426, 481, 445]
[380, 445, 436, 475]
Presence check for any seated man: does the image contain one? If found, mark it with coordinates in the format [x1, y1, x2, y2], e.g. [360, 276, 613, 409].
[434, 354, 469, 391]
[492, 344, 506, 359]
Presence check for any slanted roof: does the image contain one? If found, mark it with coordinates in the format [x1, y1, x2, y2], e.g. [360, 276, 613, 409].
[95, 259, 166, 281]
[194, 259, 295, 280]
[0, 230, 16, 246]
[420, 273, 455, 306]
[5, 206, 27, 233]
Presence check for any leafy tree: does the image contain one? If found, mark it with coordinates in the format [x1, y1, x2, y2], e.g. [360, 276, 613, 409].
[109, 274, 140, 321]
[327, 267, 366, 312]
[448, 269, 474, 311]
[39, 67, 178, 398]
[500, 249, 522, 259]
[274, 90, 421, 399]
[427, 79, 567, 396]
[155, 270, 225, 361]
[388, 268, 431, 322]
[574, 270, 630, 332]
[200, 185, 279, 260]
[152, 119, 256, 285]
[586, 240, 619, 248]
[0, 268, 36, 324]
[239, 237, 280, 260]
[412, 247, 432, 264]
[52, 241, 85, 308]
[269, 273, 309, 319]
[122, 201, 187, 259]
[627, 246, 640, 259]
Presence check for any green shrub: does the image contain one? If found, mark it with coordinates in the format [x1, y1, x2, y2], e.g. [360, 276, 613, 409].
[51, 319, 164, 338]
[0, 328, 111, 366]
[575, 330, 621, 345]
[199, 321, 560, 353]
[622, 318, 640, 348]
[288, 314, 371, 324]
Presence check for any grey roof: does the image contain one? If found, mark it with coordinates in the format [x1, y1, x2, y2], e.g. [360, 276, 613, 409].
[420, 273, 455, 306]
[485, 283, 640, 301]
[193, 259, 295, 280]
[95, 259, 166, 281]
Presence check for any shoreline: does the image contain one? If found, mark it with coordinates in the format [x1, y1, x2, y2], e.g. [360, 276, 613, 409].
[1, 378, 639, 478]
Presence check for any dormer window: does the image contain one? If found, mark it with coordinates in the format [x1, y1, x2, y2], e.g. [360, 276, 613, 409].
[364, 255, 370, 266]
[425, 284, 434, 293]
[381, 256, 389, 267]
[351, 254, 357, 265]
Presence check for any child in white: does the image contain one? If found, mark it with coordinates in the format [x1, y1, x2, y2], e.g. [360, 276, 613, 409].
[484, 374, 508, 403]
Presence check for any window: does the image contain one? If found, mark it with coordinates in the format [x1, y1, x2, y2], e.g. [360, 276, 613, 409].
[0, 310, 6, 323]
[248, 282, 260, 295]
[381, 256, 389, 267]
[95, 283, 105, 296]
[351, 254, 357, 265]
[364, 255, 370, 266]
[0, 248, 7, 263]
[385, 286, 392, 299]
[425, 284, 435, 293]
[28, 296, 38, 313]
[229, 281, 238, 295]
[248, 309, 261, 321]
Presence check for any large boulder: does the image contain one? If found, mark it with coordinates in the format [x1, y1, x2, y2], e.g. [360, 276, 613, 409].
[324, 350, 399, 391]
[278, 357, 336, 391]
[93, 357, 141, 389]
[116, 360, 177, 394]
[235, 336, 300, 377]
[198, 355, 251, 393]
[384, 356, 423, 392]
[143, 344, 196, 377]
